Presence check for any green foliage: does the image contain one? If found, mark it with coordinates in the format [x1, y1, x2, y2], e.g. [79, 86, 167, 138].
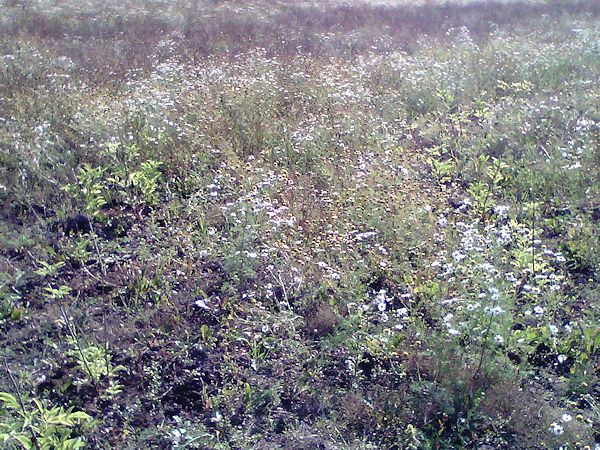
[43, 285, 72, 301]
[468, 156, 510, 215]
[62, 238, 92, 265]
[63, 165, 108, 218]
[0, 272, 24, 323]
[63, 148, 163, 218]
[34, 261, 65, 278]
[0, 392, 91, 450]
[66, 337, 126, 393]
[512, 323, 600, 367]
[129, 160, 163, 207]
[559, 217, 599, 273]
[428, 157, 454, 184]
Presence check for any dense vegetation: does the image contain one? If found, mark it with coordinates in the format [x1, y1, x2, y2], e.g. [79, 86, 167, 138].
[1, 0, 599, 448]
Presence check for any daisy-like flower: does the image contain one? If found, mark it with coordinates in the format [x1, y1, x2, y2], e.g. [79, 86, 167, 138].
[493, 204, 510, 218]
[557, 354, 567, 364]
[561, 413, 572, 422]
[549, 422, 564, 436]
[452, 251, 466, 262]
[489, 287, 500, 300]
[486, 306, 504, 316]
[505, 272, 517, 282]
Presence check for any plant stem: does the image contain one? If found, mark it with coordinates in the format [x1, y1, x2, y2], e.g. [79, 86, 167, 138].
[60, 306, 97, 388]
[4, 358, 42, 450]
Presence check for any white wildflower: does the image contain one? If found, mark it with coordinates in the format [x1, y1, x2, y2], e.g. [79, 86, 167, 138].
[452, 251, 466, 262]
[194, 298, 210, 310]
[486, 306, 504, 316]
[493, 204, 510, 218]
[549, 423, 564, 436]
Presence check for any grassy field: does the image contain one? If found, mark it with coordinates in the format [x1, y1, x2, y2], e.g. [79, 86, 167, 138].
[1, 0, 599, 448]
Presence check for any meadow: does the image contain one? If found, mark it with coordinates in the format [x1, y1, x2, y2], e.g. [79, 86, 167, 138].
[1, 0, 599, 448]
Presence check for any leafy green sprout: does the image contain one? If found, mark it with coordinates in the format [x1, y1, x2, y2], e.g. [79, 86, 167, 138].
[0, 392, 92, 450]
[63, 165, 108, 218]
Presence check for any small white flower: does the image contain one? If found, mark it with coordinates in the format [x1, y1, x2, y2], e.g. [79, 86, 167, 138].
[493, 204, 510, 218]
[534, 306, 544, 316]
[548, 324, 559, 335]
[489, 287, 500, 300]
[261, 324, 269, 333]
[557, 354, 567, 364]
[355, 231, 378, 241]
[452, 251, 467, 262]
[549, 422, 564, 436]
[486, 306, 504, 316]
[505, 272, 517, 282]
[493, 335, 504, 345]
[480, 262, 495, 273]
[561, 413, 572, 422]
[346, 358, 356, 371]
[194, 298, 210, 310]
[448, 328, 460, 335]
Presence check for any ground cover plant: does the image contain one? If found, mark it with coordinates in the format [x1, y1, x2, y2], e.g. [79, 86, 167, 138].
[1, 0, 599, 448]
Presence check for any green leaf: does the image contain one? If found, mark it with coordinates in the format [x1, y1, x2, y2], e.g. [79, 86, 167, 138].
[15, 434, 33, 449]
[0, 392, 19, 410]
[68, 411, 91, 422]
